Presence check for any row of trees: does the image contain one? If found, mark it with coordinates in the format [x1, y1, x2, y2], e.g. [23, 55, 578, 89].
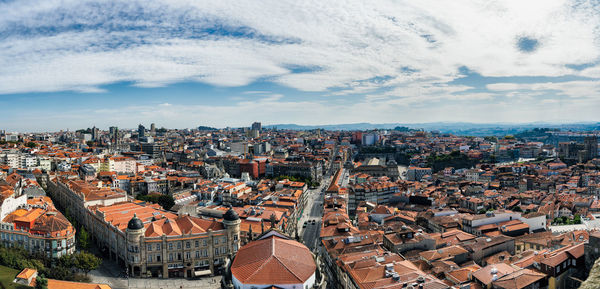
[273, 175, 320, 188]
[552, 215, 582, 225]
[136, 193, 176, 210]
[426, 150, 480, 172]
[0, 245, 101, 283]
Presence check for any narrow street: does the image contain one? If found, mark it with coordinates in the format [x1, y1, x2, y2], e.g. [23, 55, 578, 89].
[299, 178, 328, 251]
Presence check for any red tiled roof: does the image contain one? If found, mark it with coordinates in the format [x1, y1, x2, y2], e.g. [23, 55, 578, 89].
[231, 234, 316, 285]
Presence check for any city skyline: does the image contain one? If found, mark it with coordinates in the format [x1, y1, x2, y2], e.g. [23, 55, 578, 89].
[1, 0, 600, 131]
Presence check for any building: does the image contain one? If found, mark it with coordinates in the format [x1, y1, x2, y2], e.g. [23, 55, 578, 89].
[1, 196, 76, 259]
[48, 175, 241, 278]
[584, 136, 598, 161]
[361, 133, 380, 146]
[229, 230, 316, 289]
[462, 210, 522, 235]
[352, 158, 400, 180]
[138, 124, 146, 139]
[251, 122, 262, 132]
[266, 161, 323, 182]
[123, 207, 240, 278]
[407, 166, 432, 181]
[140, 142, 164, 160]
[348, 178, 400, 213]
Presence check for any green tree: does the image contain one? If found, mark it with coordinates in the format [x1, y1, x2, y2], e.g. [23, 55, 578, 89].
[78, 227, 90, 250]
[57, 254, 75, 268]
[74, 252, 102, 275]
[35, 275, 48, 289]
[25, 142, 37, 148]
[158, 194, 175, 210]
[484, 136, 497, 142]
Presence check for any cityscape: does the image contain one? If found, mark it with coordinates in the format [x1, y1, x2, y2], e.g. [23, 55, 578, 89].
[1, 125, 600, 289]
[2, 1, 600, 289]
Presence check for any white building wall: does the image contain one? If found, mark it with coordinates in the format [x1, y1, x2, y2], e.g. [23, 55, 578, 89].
[0, 194, 27, 221]
[233, 272, 315, 289]
[472, 211, 522, 228]
[520, 215, 546, 233]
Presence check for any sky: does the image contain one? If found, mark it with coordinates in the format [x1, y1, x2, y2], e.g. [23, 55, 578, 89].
[1, 0, 600, 132]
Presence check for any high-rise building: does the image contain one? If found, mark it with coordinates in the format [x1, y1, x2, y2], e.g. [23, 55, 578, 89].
[91, 126, 99, 141]
[251, 122, 262, 132]
[150, 123, 156, 134]
[138, 124, 146, 139]
[109, 126, 119, 144]
[585, 136, 598, 161]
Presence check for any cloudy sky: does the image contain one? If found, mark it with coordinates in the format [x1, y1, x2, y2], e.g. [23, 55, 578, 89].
[1, 0, 600, 131]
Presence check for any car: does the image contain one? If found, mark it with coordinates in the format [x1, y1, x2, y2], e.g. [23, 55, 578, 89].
[303, 221, 308, 228]
[311, 220, 316, 225]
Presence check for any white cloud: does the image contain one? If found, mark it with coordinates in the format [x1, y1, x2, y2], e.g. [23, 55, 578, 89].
[487, 81, 600, 98]
[0, 0, 599, 95]
[1, 0, 600, 130]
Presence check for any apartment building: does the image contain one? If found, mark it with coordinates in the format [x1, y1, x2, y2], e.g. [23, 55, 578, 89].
[46, 175, 240, 278]
[0, 196, 76, 258]
[348, 179, 400, 213]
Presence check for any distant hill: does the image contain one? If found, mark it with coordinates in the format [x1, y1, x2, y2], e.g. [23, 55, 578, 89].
[264, 122, 600, 136]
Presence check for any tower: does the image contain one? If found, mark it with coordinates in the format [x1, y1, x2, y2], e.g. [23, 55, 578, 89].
[126, 213, 145, 277]
[223, 208, 241, 255]
[138, 124, 146, 140]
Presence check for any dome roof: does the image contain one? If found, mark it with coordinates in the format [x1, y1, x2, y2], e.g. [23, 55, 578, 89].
[223, 208, 240, 221]
[127, 213, 144, 230]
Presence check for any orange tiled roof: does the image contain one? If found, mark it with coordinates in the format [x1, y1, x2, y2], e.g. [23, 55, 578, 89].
[231, 233, 316, 285]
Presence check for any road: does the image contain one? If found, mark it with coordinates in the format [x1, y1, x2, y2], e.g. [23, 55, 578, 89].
[298, 167, 348, 251]
[298, 178, 328, 251]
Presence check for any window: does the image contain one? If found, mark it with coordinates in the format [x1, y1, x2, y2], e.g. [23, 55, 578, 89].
[195, 241, 199, 248]
[214, 238, 219, 245]
[169, 243, 173, 250]
[156, 244, 161, 251]
[177, 253, 182, 260]
[186, 252, 191, 259]
[147, 244, 152, 251]
[177, 242, 181, 249]
[186, 242, 190, 249]
[156, 254, 161, 262]
[234, 235, 238, 241]
[203, 240, 207, 246]
[169, 253, 173, 261]
[196, 251, 200, 258]
[215, 248, 219, 255]
[148, 255, 153, 262]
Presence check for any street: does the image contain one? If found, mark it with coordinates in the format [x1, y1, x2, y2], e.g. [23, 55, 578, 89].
[298, 175, 330, 251]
